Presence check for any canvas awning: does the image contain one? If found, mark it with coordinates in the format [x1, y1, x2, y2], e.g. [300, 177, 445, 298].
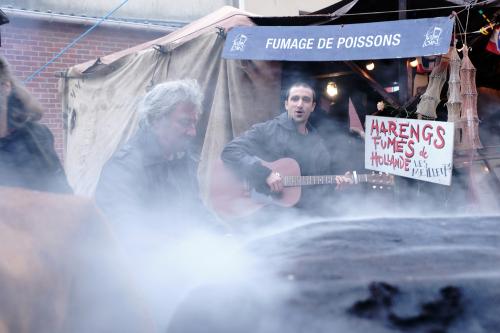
[62, 6, 282, 197]
[223, 16, 454, 61]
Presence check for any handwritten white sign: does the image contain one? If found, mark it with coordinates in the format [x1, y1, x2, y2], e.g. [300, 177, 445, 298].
[365, 116, 454, 185]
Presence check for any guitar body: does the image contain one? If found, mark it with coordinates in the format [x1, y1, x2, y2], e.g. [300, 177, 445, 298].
[261, 158, 302, 207]
[209, 158, 393, 219]
[209, 158, 301, 219]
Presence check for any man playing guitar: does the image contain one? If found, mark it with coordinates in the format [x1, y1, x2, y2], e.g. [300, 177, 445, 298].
[220, 81, 352, 217]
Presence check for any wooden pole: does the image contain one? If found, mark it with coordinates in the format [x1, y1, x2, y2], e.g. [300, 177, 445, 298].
[398, 0, 409, 105]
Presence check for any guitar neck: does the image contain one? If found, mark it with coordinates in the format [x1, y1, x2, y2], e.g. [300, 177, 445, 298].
[283, 175, 347, 187]
[283, 173, 390, 187]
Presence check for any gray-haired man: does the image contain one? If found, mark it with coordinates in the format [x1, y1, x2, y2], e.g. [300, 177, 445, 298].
[95, 79, 214, 239]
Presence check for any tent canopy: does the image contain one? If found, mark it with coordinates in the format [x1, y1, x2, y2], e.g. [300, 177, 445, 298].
[62, 6, 281, 197]
[62, 2, 498, 199]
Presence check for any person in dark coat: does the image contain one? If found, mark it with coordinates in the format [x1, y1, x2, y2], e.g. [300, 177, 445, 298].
[95, 79, 224, 331]
[95, 79, 217, 239]
[0, 56, 72, 194]
[221, 82, 351, 216]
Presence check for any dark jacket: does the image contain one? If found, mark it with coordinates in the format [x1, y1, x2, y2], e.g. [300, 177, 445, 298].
[95, 127, 212, 235]
[221, 112, 332, 212]
[0, 122, 72, 194]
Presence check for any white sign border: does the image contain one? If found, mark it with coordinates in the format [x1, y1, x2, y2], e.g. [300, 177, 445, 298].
[364, 116, 455, 186]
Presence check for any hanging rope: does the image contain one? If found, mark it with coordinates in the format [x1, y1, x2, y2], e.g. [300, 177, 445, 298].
[113, 0, 495, 52]
[452, 11, 468, 48]
[21, 0, 494, 84]
[463, 1, 475, 45]
[23, 0, 130, 84]
[314, 0, 493, 25]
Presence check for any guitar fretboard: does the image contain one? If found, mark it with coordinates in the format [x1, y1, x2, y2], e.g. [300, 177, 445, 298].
[283, 174, 375, 186]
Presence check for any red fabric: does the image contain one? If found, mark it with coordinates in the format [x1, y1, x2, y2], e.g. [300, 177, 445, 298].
[416, 56, 438, 74]
[0, 187, 153, 333]
[348, 97, 364, 135]
[485, 27, 500, 55]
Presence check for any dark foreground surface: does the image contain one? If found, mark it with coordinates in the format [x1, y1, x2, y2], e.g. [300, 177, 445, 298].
[169, 216, 500, 333]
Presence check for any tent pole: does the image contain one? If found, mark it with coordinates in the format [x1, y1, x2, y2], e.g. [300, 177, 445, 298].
[398, 0, 409, 105]
[344, 61, 401, 110]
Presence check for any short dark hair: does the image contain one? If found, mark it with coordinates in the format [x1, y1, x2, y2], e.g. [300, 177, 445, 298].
[285, 82, 316, 103]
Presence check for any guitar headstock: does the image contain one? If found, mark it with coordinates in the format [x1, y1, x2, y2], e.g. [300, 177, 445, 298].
[367, 171, 395, 190]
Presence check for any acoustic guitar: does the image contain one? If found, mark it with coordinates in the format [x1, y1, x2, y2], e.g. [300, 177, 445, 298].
[209, 157, 394, 219]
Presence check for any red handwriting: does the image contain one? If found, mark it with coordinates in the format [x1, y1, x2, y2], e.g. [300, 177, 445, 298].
[419, 146, 428, 159]
[372, 136, 416, 158]
[368, 118, 452, 181]
[370, 151, 411, 171]
[370, 119, 446, 149]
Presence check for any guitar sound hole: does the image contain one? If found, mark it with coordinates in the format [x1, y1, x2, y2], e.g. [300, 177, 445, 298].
[271, 192, 283, 199]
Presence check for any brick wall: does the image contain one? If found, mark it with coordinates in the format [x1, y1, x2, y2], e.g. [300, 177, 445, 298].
[0, 16, 166, 158]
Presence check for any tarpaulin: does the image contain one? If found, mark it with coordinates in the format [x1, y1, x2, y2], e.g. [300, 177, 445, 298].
[61, 7, 281, 200]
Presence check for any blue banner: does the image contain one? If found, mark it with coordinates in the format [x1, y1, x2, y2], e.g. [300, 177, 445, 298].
[223, 17, 454, 61]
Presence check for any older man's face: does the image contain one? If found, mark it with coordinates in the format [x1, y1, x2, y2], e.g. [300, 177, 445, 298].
[152, 102, 198, 155]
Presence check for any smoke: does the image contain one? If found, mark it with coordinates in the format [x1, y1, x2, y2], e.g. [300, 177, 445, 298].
[2, 145, 499, 333]
[155, 212, 500, 333]
[2, 8, 499, 333]
[478, 87, 500, 147]
[104, 216, 298, 332]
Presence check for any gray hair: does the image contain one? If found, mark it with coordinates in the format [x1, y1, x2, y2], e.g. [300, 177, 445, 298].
[139, 79, 203, 127]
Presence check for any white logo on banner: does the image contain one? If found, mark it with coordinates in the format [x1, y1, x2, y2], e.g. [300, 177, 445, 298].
[231, 34, 248, 52]
[422, 26, 443, 47]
